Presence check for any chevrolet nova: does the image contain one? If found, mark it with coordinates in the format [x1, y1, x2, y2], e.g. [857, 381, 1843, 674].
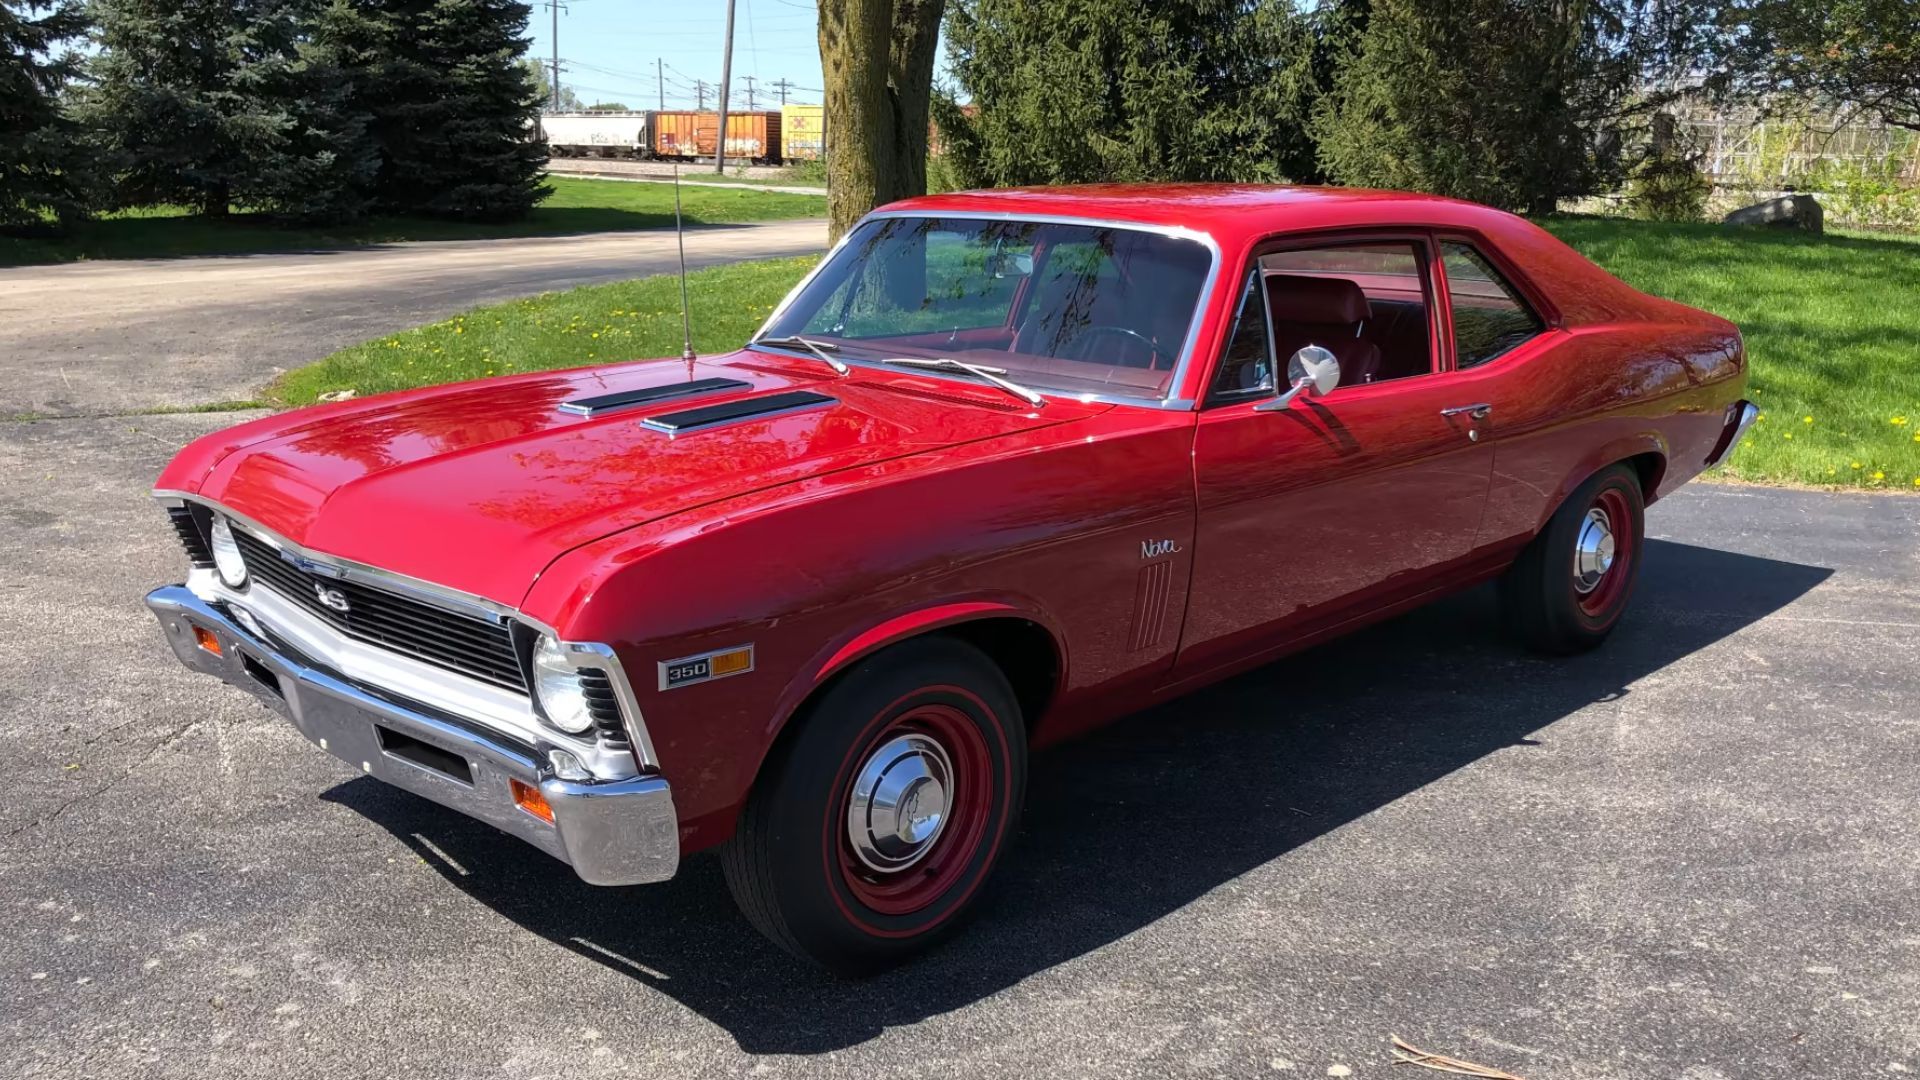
[146, 185, 1755, 972]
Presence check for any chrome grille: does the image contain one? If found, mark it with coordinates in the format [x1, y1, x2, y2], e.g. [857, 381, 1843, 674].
[231, 529, 527, 694]
[577, 669, 628, 748]
[168, 507, 214, 568]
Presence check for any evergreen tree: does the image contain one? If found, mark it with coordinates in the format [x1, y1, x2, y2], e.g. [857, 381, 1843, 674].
[938, 0, 1323, 189]
[84, 0, 376, 220]
[1313, 0, 1706, 213]
[0, 0, 89, 230]
[351, 0, 549, 221]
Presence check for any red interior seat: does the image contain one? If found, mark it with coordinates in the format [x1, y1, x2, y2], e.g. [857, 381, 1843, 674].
[1264, 274, 1382, 387]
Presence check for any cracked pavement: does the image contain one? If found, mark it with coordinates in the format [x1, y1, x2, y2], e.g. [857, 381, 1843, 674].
[1, 228, 1917, 1079]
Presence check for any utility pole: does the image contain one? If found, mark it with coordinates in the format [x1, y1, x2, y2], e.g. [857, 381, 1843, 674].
[714, 0, 736, 172]
[772, 78, 792, 107]
[744, 75, 756, 112]
[545, 0, 563, 112]
[657, 58, 665, 111]
[695, 80, 706, 110]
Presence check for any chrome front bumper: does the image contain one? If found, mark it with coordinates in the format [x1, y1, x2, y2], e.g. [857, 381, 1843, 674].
[146, 585, 679, 886]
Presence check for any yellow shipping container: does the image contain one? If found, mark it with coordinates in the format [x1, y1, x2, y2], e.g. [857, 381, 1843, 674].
[782, 103, 825, 162]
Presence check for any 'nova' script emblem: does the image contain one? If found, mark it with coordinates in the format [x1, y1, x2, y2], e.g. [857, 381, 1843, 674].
[1140, 539, 1181, 560]
[314, 583, 351, 613]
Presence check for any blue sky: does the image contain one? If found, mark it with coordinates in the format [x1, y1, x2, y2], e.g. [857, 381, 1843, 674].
[527, 0, 829, 111]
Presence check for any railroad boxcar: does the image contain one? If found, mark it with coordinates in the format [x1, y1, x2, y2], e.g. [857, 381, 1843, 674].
[782, 103, 824, 161]
[650, 110, 783, 164]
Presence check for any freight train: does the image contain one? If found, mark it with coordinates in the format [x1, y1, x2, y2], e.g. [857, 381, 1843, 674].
[538, 106, 824, 164]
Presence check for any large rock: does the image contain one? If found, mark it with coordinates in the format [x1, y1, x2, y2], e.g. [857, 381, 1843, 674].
[1723, 194, 1824, 233]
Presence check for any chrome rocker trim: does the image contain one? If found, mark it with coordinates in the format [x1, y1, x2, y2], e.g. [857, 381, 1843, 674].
[146, 584, 679, 886]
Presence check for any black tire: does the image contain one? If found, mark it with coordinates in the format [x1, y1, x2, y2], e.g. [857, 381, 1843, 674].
[1500, 463, 1645, 654]
[721, 636, 1027, 975]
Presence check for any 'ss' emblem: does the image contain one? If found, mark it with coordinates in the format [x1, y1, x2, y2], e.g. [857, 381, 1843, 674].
[1140, 539, 1181, 560]
[314, 583, 351, 613]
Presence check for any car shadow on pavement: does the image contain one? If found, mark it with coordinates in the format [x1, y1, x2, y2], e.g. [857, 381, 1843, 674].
[322, 537, 1828, 1054]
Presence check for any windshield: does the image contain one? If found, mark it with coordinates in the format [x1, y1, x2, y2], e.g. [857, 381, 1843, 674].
[760, 216, 1213, 400]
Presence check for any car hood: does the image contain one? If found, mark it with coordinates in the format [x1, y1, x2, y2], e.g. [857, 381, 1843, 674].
[172, 352, 1103, 607]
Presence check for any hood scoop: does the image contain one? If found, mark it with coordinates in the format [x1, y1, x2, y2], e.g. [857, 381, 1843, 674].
[559, 377, 751, 417]
[642, 389, 836, 435]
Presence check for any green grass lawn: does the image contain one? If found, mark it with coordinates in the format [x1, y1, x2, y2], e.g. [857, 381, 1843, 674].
[1542, 219, 1920, 490]
[272, 216, 1919, 491]
[0, 176, 825, 267]
[268, 255, 821, 405]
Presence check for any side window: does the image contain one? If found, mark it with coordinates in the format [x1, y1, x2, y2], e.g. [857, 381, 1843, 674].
[1259, 243, 1433, 387]
[1441, 242, 1545, 368]
[1209, 272, 1275, 401]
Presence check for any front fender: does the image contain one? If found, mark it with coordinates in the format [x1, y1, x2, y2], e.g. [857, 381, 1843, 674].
[766, 595, 1068, 742]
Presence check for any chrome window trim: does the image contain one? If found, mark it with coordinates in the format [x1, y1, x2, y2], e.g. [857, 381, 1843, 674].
[750, 209, 1224, 412]
[156, 489, 660, 773]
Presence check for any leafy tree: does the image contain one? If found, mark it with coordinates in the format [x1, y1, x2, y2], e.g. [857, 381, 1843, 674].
[519, 54, 581, 110]
[586, 100, 629, 111]
[1717, 0, 1920, 132]
[1314, 0, 1708, 213]
[84, 0, 376, 220]
[939, 0, 1323, 189]
[0, 0, 89, 229]
[347, 0, 550, 221]
[817, 0, 944, 241]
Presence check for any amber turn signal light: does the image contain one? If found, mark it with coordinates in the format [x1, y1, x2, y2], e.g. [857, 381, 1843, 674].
[193, 625, 223, 656]
[510, 778, 554, 824]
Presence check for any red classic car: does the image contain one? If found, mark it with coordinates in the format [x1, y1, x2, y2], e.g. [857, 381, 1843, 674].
[147, 185, 1755, 972]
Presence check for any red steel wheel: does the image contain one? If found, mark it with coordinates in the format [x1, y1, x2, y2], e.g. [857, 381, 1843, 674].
[1572, 486, 1636, 620]
[835, 702, 995, 916]
[1500, 463, 1646, 654]
[722, 637, 1027, 974]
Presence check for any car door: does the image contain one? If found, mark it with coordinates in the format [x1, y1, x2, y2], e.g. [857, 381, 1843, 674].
[1176, 236, 1496, 675]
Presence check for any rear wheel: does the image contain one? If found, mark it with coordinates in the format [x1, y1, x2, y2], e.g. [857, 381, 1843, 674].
[1500, 464, 1645, 654]
[721, 637, 1026, 974]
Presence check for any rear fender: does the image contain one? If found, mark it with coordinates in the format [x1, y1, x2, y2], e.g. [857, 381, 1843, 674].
[1536, 431, 1668, 533]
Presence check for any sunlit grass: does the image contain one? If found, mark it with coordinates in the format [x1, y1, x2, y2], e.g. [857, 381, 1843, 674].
[274, 217, 1919, 491]
[267, 256, 820, 405]
[1543, 218, 1920, 490]
[0, 176, 824, 266]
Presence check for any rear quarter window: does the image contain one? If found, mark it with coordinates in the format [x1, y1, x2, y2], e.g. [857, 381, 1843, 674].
[1442, 242, 1545, 368]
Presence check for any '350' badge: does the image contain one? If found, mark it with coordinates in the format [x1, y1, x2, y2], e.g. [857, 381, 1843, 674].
[658, 644, 755, 690]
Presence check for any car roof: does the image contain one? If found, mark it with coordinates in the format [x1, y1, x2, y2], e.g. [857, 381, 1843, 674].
[879, 184, 1523, 247]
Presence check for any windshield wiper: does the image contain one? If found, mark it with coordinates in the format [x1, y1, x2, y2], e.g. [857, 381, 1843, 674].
[878, 356, 1047, 408]
[748, 334, 849, 375]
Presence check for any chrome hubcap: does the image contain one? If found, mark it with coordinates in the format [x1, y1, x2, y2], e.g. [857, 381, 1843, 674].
[846, 733, 954, 873]
[1573, 507, 1616, 594]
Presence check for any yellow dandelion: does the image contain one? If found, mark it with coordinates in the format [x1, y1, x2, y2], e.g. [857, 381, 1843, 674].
[1873, 471, 1886, 481]
[1784, 432, 1793, 439]
[1851, 461, 1863, 469]
[1802, 416, 1813, 424]
[1893, 417, 1909, 426]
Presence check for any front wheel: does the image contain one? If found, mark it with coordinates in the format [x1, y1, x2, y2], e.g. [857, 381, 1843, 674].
[721, 637, 1026, 974]
[1500, 463, 1645, 654]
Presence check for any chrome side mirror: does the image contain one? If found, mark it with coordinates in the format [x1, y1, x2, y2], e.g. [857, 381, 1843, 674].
[1255, 346, 1341, 411]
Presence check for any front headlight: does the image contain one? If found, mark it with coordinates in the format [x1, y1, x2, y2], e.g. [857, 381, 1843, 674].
[532, 635, 595, 734]
[209, 516, 248, 588]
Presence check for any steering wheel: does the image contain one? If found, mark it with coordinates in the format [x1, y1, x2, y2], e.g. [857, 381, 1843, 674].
[1062, 324, 1172, 369]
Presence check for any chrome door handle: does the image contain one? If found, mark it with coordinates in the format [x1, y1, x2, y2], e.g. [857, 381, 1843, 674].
[1440, 403, 1492, 420]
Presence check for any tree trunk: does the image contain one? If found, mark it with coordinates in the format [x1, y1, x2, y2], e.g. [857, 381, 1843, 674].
[202, 181, 231, 218]
[818, 0, 945, 242]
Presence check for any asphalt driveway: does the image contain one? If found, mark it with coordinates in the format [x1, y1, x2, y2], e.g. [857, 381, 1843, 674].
[0, 219, 827, 418]
[2, 408, 1915, 1079]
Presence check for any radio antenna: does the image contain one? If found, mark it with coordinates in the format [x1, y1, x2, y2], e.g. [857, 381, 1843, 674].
[673, 162, 696, 363]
